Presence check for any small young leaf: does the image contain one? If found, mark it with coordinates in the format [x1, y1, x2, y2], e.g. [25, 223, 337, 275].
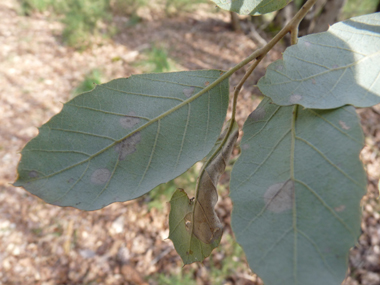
[169, 123, 238, 264]
[14, 70, 229, 210]
[258, 13, 380, 109]
[211, 0, 291, 16]
[230, 98, 367, 285]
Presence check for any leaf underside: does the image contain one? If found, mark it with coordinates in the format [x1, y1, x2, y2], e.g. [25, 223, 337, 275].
[169, 123, 238, 264]
[15, 70, 229, 210]
[258, 13, 380, 109]
[211, 0, 291, 16]
[230, 98, 367, 285]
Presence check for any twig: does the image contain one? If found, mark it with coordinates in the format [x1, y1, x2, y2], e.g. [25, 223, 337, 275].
[231, 55, 264, 121]
[192, 0, 317, 101]
[194, 0, 318, 202]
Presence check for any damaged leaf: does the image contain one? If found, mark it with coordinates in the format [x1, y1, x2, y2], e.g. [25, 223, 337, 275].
[15, 70, 229, 210]
[169, 122, 238, 264]
[258, 13, 380, 109]
[230, 98, 367, 285]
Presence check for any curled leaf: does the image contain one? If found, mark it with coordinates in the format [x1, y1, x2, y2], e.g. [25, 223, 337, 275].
[168, 122, 239, 264]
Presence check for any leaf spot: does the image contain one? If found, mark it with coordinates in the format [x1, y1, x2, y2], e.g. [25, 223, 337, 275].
[304, 41, 311, 48]
[249, 107, 265, 121]
[115, 132, 141, 160]
[185, 220, 191, 231]
[311, 78, 316, 84]
[335, 205, 346, 212]
[183, 87, 195, 98]
[91, 168, 111, 185]
[242, 144, 250, 150]
[339, 121, 350, 130]
[276, 65, 284, 71]
[204, 81, 209, 86]
[184, 212, 192, 233]
[28, 171, 39, 178]
[332, 64, 339, 69]
[263, 180, 294, 213]
[289, 94, 302, 104]
[119, 112, 140, 129]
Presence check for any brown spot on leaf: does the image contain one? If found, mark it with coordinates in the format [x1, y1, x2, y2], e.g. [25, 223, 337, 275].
[91, 168, 111, 185]
[339, 121, 350, 130]
[311, 78, 316, 84]
[183, 87, 195, 98]
[185, 215, 192, 232]
[289, 94, 302, 104]
[263, 180, 294, 213]
[204, 81, 209, 86]
[28, 171, 38, 178]
[242, 144, 250, 150]
[335, 205, 346, 212]
[119, 112, 140, 129]
[115, 132, 141, 160]
[249, 107, 265, 121]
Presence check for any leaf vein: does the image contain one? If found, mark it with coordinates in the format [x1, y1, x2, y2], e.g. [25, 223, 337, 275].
[52, 161, 91, 204]
[23, 149, 91, 156]
[295, 136, 362, 188]
[65, 104, 151, 120]
[175, 104, 191, 169]
[306, 109, 361, 143]
[236, 128, 291, 189]
[48, 127, 117, 141]
[297, 229, 337, 278]
[294, 179, 357, 239]
[137, 75, 207, 88]
[136, 120, 161, 192]
[99, 85, 184, 102]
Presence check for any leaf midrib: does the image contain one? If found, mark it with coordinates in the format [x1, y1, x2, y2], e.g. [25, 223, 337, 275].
[22, 74, 225, 182]
[269, 50, 380, 86]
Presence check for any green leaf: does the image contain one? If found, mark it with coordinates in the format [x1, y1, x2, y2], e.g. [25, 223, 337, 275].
[15, 70, 229, 210]
[169, 123, 238, 264]
[230, 98, 366, 285]
[168, 189, 221, 265]
[210, 0, 291, 15]
[258, 13, 380, 109]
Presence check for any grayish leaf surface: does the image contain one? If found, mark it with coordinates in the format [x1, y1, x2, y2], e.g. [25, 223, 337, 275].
[230, 98, 366, 285]
[211, 0, 290, 16]
[15, 70, 229, 210]
[258, 13, 380, 109]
